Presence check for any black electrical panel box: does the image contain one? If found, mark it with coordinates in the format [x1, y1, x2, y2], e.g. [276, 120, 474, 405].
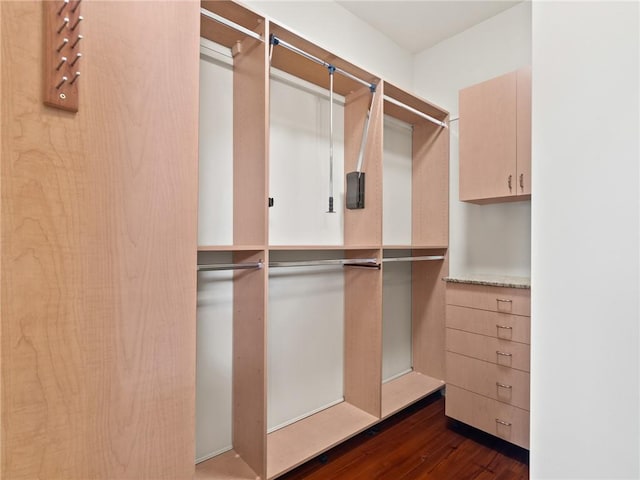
[346, 171, 365, 209]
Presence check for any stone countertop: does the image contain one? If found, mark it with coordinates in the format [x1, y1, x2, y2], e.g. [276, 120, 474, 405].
[443, 274, 530, 289]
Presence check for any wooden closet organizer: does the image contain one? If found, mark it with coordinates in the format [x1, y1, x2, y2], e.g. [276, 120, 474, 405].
[196, 2, 449, 479]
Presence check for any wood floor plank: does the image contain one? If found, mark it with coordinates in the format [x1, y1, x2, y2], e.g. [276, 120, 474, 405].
[278, 393, 529, 480]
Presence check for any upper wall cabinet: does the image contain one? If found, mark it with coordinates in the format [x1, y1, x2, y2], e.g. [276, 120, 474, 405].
[458, 66, 531, 204]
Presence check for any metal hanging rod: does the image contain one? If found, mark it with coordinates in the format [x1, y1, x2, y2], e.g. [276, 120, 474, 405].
[269, 258, 379, 269]
[198, 261, 263, 272]
[270, 35, 375, 91]
[382, 255, 445, 263]
[383, 95, 447, 129]
[200, 8, 263, 42]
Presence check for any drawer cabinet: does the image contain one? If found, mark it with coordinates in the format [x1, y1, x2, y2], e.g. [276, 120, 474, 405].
[446, 352, 530, 410]
[446, 385, 530, 449]
[446, 283, 530, 316]
[447, 328, 530, 372]
[447, 305, 530, 343]
[445, 282, 530, 449]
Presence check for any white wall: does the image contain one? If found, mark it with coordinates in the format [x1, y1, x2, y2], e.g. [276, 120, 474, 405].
[413, 2, 532, 277]
[531, 2, 639, 479]
[268, 251, 345, 432]
[242, 0, 413, 89]
[198, 42, 233, 246]
[269, 72, 345, 245]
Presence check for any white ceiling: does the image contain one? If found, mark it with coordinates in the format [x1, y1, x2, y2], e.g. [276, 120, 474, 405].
[336, 1, 522, 53]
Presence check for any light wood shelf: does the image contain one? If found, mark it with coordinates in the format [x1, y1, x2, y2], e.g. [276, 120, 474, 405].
[200, 0, 265, 49]
[269, 22, 379, 97]
[198, 245, 265, 252]
[195, 450, 258, 480]
[381, 371, 445, 420]
[384, 82, 448, 125]
[266, 402, 378, 479]
[268, 245, 381, 251]
[383, 245, 449, 251]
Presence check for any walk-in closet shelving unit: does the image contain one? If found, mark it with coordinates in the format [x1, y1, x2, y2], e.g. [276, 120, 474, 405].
[267, 20, 386, 480]
[196, 2, 449, 479]
[197, 2, 268, 479]
[380, 82, 449, 419]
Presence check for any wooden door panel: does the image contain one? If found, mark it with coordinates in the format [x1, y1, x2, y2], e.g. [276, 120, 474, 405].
[517, 66, 532, 196]
[459, 71, 517, 202]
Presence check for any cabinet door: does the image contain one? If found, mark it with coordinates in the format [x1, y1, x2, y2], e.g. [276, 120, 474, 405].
[516, 66, 532, 196]
[459, 71, 517, 202]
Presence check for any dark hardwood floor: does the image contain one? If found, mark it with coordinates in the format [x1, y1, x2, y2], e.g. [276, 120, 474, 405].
[279, 393, 529, 480]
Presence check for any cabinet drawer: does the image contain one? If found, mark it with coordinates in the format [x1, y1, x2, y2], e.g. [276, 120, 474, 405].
[446, 283, 530, 316]
[446, 385, 529, 449]
[446, 328, 530, 372]
[446, 305, 530, 344]
[446, 352, 529, 410]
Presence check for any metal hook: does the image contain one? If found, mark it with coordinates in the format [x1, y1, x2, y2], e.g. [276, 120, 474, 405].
[57, 0, 69, 16]
[55, 76, 68, 89]
[70, 53, 82, 67]
[56, 38, 69, 52]
[71, 35, 83, 49]
[70, 16, 83, 31]
[56, 57, 67, 71]
[57, 17, 69, 34]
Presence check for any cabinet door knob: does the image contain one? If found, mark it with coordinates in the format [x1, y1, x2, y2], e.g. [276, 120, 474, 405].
[508, 174, 512, 191]
[520, 173, 524, 191]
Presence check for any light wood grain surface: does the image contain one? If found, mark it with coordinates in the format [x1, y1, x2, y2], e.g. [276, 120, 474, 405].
[344, 85, 383, 247]
[344, 249, 382, 417]
[412, 121, 449, 247]
[446, 385, 530, 449]
[459, 71, 517, 202]
[1, 2, 199, 478]
[195, 449, 258, 480]
[446, 352, 530, 410]
[233, 250, 268, 478]
[269, 23, 378, 97]
[516, 66, 531, 196]
[446, 282, 531, 316]
[383, 82, 448, 124]
[201, 0, 265, 49]
[233, 22, 268, 247]
[380, 371, 444, 419]
[446, 305, 531, 344]
[412, 250, 448, 380]
[267, 402, 377, 479]
[446, 329, 530, 372]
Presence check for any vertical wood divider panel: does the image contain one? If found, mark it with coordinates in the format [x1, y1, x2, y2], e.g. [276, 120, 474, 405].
[233, 250, 267, 478]
[2, 2, 199, 478]
[412, 251, 448, 380]
[233, 20, 268, 246]
[412, 121, 449, 247]
[344, 249, 382, 417]
[344, 84, 383, 247]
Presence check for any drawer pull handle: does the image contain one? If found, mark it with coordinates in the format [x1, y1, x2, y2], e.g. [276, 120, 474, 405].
[495, 419, 512, 427]
[496, 351, 513, 357]
[496, 298, 513, 303]
[496, 382, 513, 389]
[496, 325, 513, 330]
